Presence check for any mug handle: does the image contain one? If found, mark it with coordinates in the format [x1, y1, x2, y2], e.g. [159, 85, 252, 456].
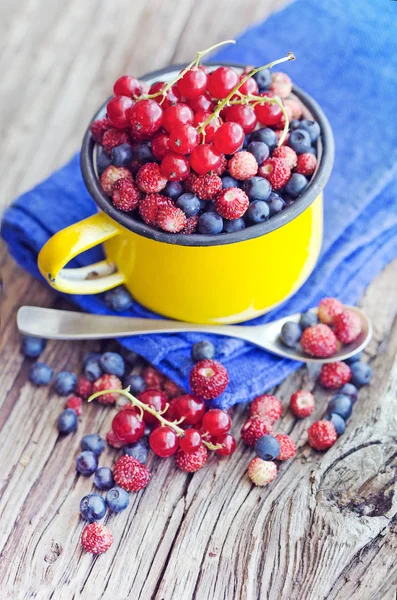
[38, 212, 125, 294]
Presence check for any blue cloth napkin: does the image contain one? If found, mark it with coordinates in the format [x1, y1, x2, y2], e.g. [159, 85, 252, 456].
[2, 0, 397, 409]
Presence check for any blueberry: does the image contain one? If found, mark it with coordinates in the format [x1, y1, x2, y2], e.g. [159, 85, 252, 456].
[205, 201, 217, 212]
[266, 193, 286, 216]
[104, 286, 133, 312]
[111, 143, 134, 167]
[136, 140, 155, 163]
[124, 373, 146, 395]
[54, 371, 77, 396]
[280, 321, 302, 347]
[123, 350, 139, 365]
[345, 352, 362, 365]
[223, 218, 246, 233]
[57, 408, 78, 435]
[198, 212, 223, 234]
[84, 357, 103, 382]
[29, 362, 53, 386]
[297, 119, 321, 143]
[247, 200, 270, 224]
[288, 129, 312, 155]
[350, 362, 372, 387]
[106, 487, 129, 513]
[247, 141, 269, 165]
[123, 439, 149, 463]
[81, 433, 105, 456]
[289, 119, 301, 131]
[254, 435, 281, 461]
[94, 467, 115, 490]
[83, 352, 101, 367]
[243, 176, 271, 201]
[97, 151, 111, 174]
[253, 68, 271, 91]
[164, 181, 183, 201]
[299, 310, 319, 330]
[100, 352, 125, 377]
[284, 173, 309, 198]
[76, 451, 98, 476]
[192, 341, 215, 362]
[20, 335, 46, 358]
[243, 135, 251, 149]
[176, 193, 201, 217]
[340, 383, 358, 403]
[251, 128, 277, 151]
[325, 413, 346, 436]
[306, 146, 318, 157]
[80, 494, 107, 522]
[327, 394, 352, 420]
[221, 175, 239, 189]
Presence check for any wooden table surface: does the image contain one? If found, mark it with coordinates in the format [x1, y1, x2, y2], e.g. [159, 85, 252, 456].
[1, 1, 397, 598]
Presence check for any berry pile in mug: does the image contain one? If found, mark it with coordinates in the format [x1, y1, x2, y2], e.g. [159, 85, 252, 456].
[90, 42, 320, 235]
[279, 297, 363, 358]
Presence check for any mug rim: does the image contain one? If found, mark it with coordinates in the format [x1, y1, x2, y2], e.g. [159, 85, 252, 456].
[81, 63, 335, 247]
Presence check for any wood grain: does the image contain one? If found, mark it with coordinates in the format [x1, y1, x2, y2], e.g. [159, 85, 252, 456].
[1, 0, 397, 598]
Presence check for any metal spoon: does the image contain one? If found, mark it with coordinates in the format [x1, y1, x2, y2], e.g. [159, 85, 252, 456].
[17, 305, 372, 364]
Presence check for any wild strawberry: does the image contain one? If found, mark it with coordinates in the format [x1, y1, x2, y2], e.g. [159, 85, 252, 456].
[113, 454, 151, 491]
[112, 178, 140, 212]
[102, 128, 130, 154]
[320, 362, 351, 388]
[76, 376, 93, 400]
[162, 378, 183, 399]
[215, 187, 249, 219]
[241, 416, 273, 447]
[296, 152, 317, 176]
[100, 166, 132, 196]
[157, 204, 187, 233]
[65, 395, 83, 416]
[318, 297, 344, 324]
[189, 359, 229, 400]
[192, 173, 222, 200]
[90, 117, 111, 144]
[138, 193, 172, 226]
[136, 162, 167, 193]
[106, 429, 124, 448]
[249, 394, 282, 424]
[247, 457, 277, 486]
[81, 522, 113, 554]
[183, 172, 199, 193]
[300, 324, 338, 358]
[181, 215, 199, 234]
[283, 97, 303, 120]
[143, 366, 164, 389]
[269, 72, 292, 98]
[259, 158, 291, 190]
[290, 390, 315, 418]
[271, 146, 298, 169]
[175, 444, 208, 472]
[333, 310, 362, 344]
[212, 154, 228, 175]
[275, 433, 296, 460]
[308, 420, 337, 451]
[228, 151, 258, 180]
[92, 374, 122, 405]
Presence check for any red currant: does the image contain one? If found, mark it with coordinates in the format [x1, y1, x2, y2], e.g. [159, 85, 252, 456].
[173, 395, 206, 426]
[149, 426, 179, 457]
[177, 68, 208, 99]
[254, 92, 283, 126]
[225, 104, 257, 134]
[179, 429, 202, 453]
[163, 103, 194, 133]
[236, 75, 259, 96]
[213, 122, 244, 154]
[189, 144, 222, 175]
[112, 408, 145, 444]
[202, 409, 231, 436]
[129, 99, 163, 135]
[193, 111, 222, 143]
[152, 132, 171, 160]
[149, 81, 181, 109]
[188, 93, 214, 114]
[138, 389, 167, 425]
[207, 67, 239, 99]
[213, 433, 236, 456]
[160, 152, 190, 181]
[169, 123, 199, 154]
[106, 95, 134, 129]
[113, 75, 142, 98]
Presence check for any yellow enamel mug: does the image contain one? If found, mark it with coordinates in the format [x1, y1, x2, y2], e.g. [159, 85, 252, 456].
[38, 64, 334, 324]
